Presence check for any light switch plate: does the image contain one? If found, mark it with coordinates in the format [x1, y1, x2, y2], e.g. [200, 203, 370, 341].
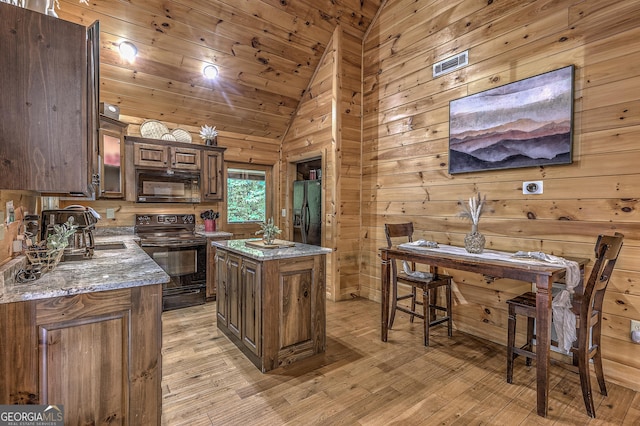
[106, 208, 116, 219]
[631, 320, 640, 344]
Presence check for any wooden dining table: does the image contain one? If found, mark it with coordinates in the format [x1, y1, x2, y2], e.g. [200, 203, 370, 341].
[379, 244, 588, 418]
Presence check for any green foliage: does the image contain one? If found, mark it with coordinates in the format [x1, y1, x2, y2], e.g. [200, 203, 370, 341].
[46, 219, 78, 251]
[255, 217, 281, 243]
[227, 178, 265, 223]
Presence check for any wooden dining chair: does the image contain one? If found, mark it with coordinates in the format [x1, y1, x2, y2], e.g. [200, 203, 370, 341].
[384, 223, 453, 346]
[505, 232, 624, 418]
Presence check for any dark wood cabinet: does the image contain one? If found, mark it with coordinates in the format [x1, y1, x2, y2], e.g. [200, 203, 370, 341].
[206, 234, 233, 300]
[226, 252, 242, 339]
[216, 245, 326, 372]
[0, 285, 162, 424]
[125, 136, 226, 202]
[0, 3, 94, 194]
[241, 258, 261, 357]
[133, 142, 201, 171]
[202, 150, 225, 201]
[96, 115, 128, 198]
[215, 249, 229, 325]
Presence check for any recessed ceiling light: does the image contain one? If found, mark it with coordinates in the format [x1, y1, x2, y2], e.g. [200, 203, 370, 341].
[118, 41, 137, 61]
[203, 64, 219, 79]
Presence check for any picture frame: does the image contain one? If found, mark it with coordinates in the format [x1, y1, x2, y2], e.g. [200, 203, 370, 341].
[448, 65, 574, 174]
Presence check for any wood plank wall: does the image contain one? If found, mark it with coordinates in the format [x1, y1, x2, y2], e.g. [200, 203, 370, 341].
[281, 28, 339, 300]
[360, 0, 640, 392]
[0, 191, 39, 265]
[339, 30, 364, 299]
[279, 26, 363, 302]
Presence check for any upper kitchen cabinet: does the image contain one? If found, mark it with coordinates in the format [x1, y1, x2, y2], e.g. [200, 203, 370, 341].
[202, 149, 225, 201]
[96, 114, 128, 198]
[0, 3, 97, 194]
[124, 136, 225, 202]
[129, 137, 201, 172]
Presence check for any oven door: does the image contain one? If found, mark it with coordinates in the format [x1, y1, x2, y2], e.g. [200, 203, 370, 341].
[141, 242, 206, 311]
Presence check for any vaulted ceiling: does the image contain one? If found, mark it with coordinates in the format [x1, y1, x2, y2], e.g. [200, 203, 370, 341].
[57, 0, 383, 140]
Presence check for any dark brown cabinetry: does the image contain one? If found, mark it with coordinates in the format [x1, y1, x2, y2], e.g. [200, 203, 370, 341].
[0, 3, 94, 194]
[215, 249, 229, 325]
[96, 115, 129, 198]
[240, 257, 261, 356]
[202, 150, 224, 201]
[216, 251, 260, 357]
[133, 142, 201, 171]
[205, 234, 233, 300]
[0, 285, 162, 424]
[216, 246, 326, 372]
[125, 136, 226, 202]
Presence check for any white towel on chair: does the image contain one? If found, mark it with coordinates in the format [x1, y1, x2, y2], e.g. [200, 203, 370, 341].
[402, 260, 433, 279]
[514, 251, 580, 354]
[398, 240, 438, 279]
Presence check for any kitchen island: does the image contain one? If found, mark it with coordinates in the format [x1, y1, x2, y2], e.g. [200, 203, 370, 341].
[212, 239, 331, 372]
[0, 237, 169, 425]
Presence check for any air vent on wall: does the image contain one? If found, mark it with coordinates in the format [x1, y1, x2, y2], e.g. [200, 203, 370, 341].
[433, 51, 469, 78]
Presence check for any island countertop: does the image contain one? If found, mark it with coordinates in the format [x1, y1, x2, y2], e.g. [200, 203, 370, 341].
[0, 235, 170, 304]
[211, 238, 331, 261]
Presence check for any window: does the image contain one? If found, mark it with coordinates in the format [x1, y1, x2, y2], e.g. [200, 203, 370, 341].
[226, 168, 267, 223]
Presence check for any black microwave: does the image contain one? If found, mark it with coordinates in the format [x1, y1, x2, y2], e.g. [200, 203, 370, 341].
[136, 169, 201, 203]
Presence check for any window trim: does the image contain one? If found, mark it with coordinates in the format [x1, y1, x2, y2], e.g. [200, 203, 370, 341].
[222, 162, 274, 238]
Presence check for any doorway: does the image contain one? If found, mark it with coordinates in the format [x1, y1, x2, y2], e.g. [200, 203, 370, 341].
[292, 158, 322, 246]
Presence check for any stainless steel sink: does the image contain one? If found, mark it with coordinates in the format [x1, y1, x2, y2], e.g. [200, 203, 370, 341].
[94, 241, 127, 250]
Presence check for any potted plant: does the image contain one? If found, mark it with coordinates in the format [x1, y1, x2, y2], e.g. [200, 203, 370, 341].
[255, 217, 281, 245]
[26, 218, 78, 271]
[459, 192, 487, 253]
[199, 124, 218, 146]
[200, 209, 219, 232]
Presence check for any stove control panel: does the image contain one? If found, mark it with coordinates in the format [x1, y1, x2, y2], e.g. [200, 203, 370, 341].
[136, 215, 152, 225]
[135, 214, 196, 226]
[158, 215, 178, 224]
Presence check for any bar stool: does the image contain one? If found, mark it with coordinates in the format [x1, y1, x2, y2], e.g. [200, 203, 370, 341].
[385, 223, 453, 346]
[505, 233, 624, 418]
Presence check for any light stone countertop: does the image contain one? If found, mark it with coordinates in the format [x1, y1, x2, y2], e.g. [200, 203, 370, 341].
[211, 238, 332, 261]
[0, 235, 170, 304]
[196, 230, 233, 239]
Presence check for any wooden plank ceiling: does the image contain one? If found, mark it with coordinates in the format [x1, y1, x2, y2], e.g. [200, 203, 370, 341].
[56, 0, 383, 140]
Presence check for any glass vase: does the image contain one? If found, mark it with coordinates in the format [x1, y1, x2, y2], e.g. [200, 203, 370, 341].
[263, 234, 275, 245]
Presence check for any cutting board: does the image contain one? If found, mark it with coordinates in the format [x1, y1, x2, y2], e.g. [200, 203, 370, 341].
[245, 239, 296, 249]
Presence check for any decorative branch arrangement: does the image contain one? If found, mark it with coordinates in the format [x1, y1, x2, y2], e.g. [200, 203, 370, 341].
[459, 192, 487, 227]
[459, 192, 488, 253]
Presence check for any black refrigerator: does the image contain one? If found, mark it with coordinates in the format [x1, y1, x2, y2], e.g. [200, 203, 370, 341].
[293, 180, 322, 246]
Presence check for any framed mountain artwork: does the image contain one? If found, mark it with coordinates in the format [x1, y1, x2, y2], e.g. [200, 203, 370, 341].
[448, 65, 574, 174]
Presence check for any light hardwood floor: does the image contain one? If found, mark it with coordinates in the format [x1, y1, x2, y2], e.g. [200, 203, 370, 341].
[161, 298, 640, 425]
